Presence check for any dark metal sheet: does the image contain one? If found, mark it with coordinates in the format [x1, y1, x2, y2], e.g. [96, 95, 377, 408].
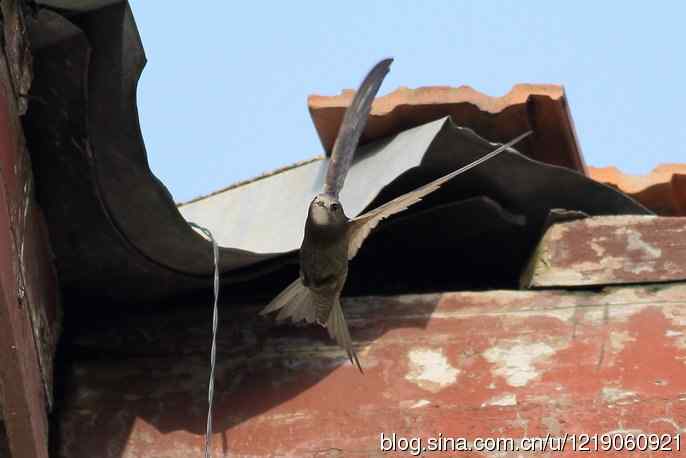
[23, 1, 651, 307]
[181, 116, 649, 256]
[36, 0, 120, 12]
[25, 4, 283, 306]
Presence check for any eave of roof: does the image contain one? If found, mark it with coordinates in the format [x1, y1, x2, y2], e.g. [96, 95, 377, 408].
[309, 83, 587, 173]
[590, 164, 686, 216]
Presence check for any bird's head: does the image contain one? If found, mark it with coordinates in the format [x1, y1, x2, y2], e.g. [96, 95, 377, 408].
[308, 193, 348, 227]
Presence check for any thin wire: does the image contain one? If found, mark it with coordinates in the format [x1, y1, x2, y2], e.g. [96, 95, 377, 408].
[183, 129, 530, 457]
[188, 222, 220, 458]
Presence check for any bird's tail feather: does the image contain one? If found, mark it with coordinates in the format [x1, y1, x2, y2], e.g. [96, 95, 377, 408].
[327, 300, 363, 373]
[259, 278, 317, 324]
[260, 280, 363, 372]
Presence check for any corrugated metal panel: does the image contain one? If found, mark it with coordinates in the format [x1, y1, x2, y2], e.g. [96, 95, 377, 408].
[178, 118, 647, 257]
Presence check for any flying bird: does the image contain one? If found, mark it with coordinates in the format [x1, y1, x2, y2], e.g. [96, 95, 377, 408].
[261, 58, 532, 371]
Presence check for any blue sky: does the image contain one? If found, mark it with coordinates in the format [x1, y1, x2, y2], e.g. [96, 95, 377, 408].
[130, 2, 685, 203]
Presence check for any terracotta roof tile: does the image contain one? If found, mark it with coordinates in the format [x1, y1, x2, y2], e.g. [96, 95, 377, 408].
[589, 164, 686, 216]
[308, 84, 587, 173]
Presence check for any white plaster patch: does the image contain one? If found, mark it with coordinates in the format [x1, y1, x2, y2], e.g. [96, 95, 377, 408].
[628, 232, 662, 258]
[626, 263, 654, 274]
[607, 301, 652, 323]
[664, 326, 686, 350]
[540, 257, 624, 284]
[601, 387, 638, 404]
[411, 399, 431, 408]
[405, 348, 459, 392]
[260, 411, 312, 425]
[398, 399, 432, 409]
[482, 393, 517, 407]
[597, 330, 636, 369]
[619, 228, 662, 258]
[664, 261, 680, 273]
[662, 306, 686, 327]
[483, 342, 557, 387]
[548, 223, 569, 242]
[590, 240, 606, 257]
[586, 257, 625, 272]
[583, 215, 657, 228]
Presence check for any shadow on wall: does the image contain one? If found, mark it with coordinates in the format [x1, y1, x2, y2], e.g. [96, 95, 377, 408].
[52, 293, 440, 457]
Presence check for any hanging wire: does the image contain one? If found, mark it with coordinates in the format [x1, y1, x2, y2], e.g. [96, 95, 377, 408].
[182, 130, 531, 457]
[188, 222, 220, 458]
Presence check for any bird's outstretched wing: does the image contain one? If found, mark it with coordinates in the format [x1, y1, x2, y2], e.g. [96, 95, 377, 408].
[347, 130, 533, 259]
[324, 58, 393, 197]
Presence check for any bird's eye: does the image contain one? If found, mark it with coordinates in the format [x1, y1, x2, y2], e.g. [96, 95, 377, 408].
[330, 203, 339, 211]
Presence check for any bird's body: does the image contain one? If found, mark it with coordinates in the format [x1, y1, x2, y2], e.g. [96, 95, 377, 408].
[300, 193, 349, 324]
[261, 58, 532, 372]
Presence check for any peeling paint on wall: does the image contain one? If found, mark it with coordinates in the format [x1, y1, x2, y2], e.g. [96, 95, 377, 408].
[483, 341, 559, 387]
[405, 348, 460, 392]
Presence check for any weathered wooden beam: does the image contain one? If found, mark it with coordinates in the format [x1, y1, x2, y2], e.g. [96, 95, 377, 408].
[0, 168, 49, 458]
[56, 284, 686, 457]
[522, 215, 686, 288]
[0, 3, 60, 456]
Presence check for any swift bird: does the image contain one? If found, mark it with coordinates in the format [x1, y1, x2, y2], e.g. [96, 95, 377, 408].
[261, 58, 532, 372]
